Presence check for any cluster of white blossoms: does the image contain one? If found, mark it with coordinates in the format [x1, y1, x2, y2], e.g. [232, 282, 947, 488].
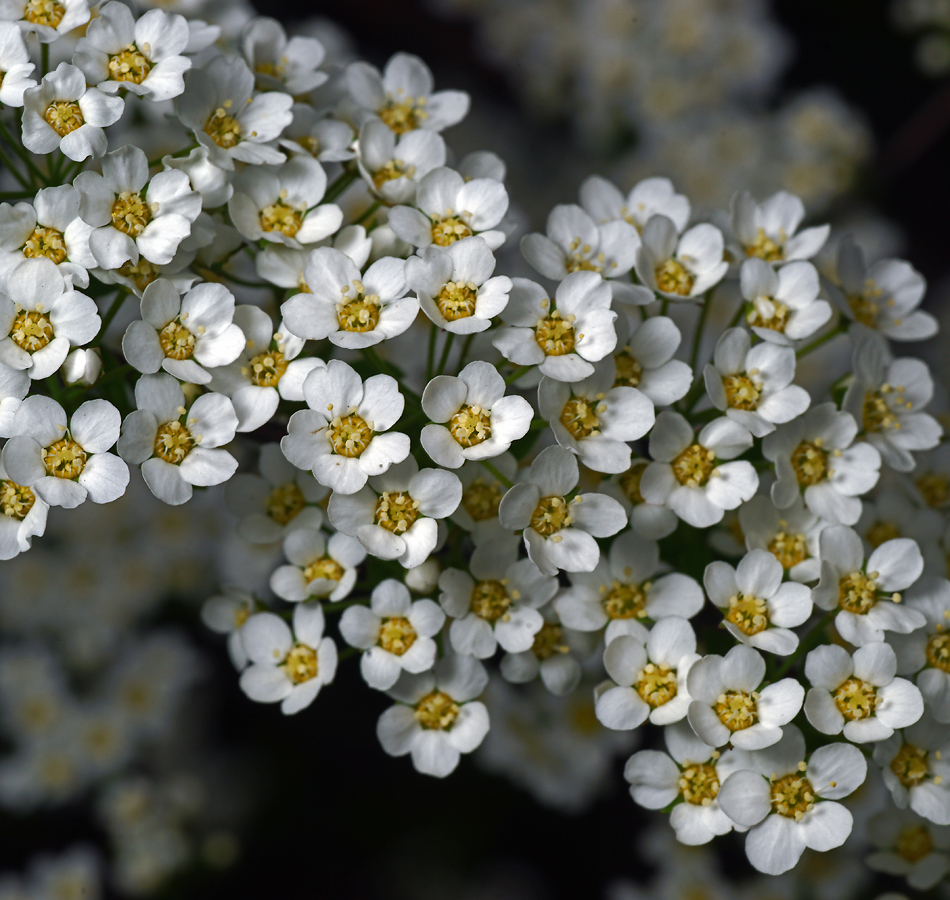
[0, 2, 948, 890]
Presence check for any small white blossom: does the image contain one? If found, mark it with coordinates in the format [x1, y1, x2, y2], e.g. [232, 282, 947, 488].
[450, 454, 516, 545]
[242, 17, 327, 95]
[738, 494, 825, 583]
[866, 809, 950, 890]
[728, 190, 830, 264]
[1, 0, 88, 42]
[201, 587, 254, 670]
[579, 175, 690, 234]
[739, 257, 831, 345]
[282, 105, 356, 163]
[498, 610, 585, 696]
[600, 459, 679, 540]
[634, 215, 728, 302]
[0, 456, 47, 560]
[269, 528, 366, 603]
[356, 117, 445, 205]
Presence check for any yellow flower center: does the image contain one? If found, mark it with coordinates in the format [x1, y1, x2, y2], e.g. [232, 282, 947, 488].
[470, 580, 510, 622]
[927, 634, 950, 673]
[603, 581, 649, 620]
[714, 689, 758, 731]
[619, 461, 647, 504]
[530, 495, 572, 536]
[260, 200, 303, 238]
[613, 349, 642, 387]
[327, 414, 372, 458]
[22, 225, 66, 264]
[11, 309, 53, 352]
[336, 279, 380, 333]
[655, 258, 694, 295]
[414, 690, 459, 730]
[635, 662, 678, 707]
[43, 438, 86, 479]
[535, 311, 576, 356]
[0, 480, 35, 520]
[866, 520, 901, 548]
[771, 771, 815, 820]
[679, 763, 720, 806]
[672, 443, 715, 487]
[790, 440, 827, 486]
[747, 299, 790, 333]
[833, 676, 878, 721]
[246, 350, 288, 387]
[461, 478, 502, 522]
[449, 404, 491, 447]
[431, 213, 472, 247]
[158, 321, 195, 360]
[838, 571, 877, 615]
[266, 482, 306, 525]
[205, 106, 241, 149]
[745, 228, 784, 262]
[897, 825, 935, 863]
[891, 743, 929, 788]
[153, 421, 194, 465]
[111, 191, 152, 237]
[436, 280, 478, 321]
[302, 556, 344, 587]
[372, 158, 414, 190]
[847, 290, 880, 328]
[107, 44, 152, 84]
[24, 0, 64, 28]
[380, 96, 428, 134]
[44, 101, 84, 137]
[565, 237, 605, 273]
[374, 491, 419, 534]
[918, 473, 950, 509]
[723, 373, 761, 411]
[863, 391, 899, 433]
[378, 616, 416, 655]
[118, 258, 160, 291]
[768, 530, 808, 570]
[282, 643, 318, 684]
[532, 622, 568, 660]
[560, 397, 600, 439]
[725, 593, 769, 636]
[297, 135, 321, 157]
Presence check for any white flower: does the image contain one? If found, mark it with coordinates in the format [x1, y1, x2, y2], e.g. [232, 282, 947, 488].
[376, 654, 489, 779]
[704, 328, 810, 438]
[491, 273, 618, 382]
[242, 17, 327, 95]
[718, 726, 866, 875]
[117, 372, 238, 505]
[74, 2, 191, 101]
[498, 445, 626, 576]
[228, 156, 343, 248]
[338, 578, 444, 690]
[281, 105, 356, 163]
[521, 204, 647, 304]
[61, 347, 101, 386]
[874, 715, 950, 825]
[0, 259, 100, 380]
[540, 359, 655, 474]
[346, 51, 470, 134]
[210, 304, 322, 433]
[388, 166, 508, 251]
[406, 235, 511, 334]
[2, 0, 88, 42]
[705, 550, 812, 656]
[0, 21, 33, 106]
[420, 360, 532, 469]
[0, 456, 47, 560]
[499, 612, 585, 696]
[223, 443, 326, 544]
[579, 175, 690, 235]
[634, 216, 729, 302]
[239, 602, 336, 715]
[624, 721, 747, 846]
[738, 494, 825, 583]
[595, 617, 700, 730]
[176, 56, 293, 169]
[450, 454, 517, 544]
[600, 459, 679, 540]
[281, 359, 410, 494]
[830, 235, 937, 341]
[843, 332, 942, 473]
[439, 537, 556, 658]
[812, 525, 926, 646]
[555, 531, 704, 641]
[257, 226, 372, 292]
[804, 643, 923, 742]
[866, 809, 950, 890]
[122, 279, 244, 385]
[356, 117, 445, 205]
[22, 63, 123, 161]
[728, 190, 830, 264]
[161, 146, 233, 209]
[281, 248, 415, 349]
[857, 486, 944, 563]
[686, 644, 804, 749]
[764, 402, 881, 525]
[641, 412, 758, 528]
[739, 258, 831, 345]
[2, 396, 128, 509]
[269, 528, 366, 603]
[327, 456, 461, 569]
[75, 146, 201, 270]
[201, 587, 254, 669]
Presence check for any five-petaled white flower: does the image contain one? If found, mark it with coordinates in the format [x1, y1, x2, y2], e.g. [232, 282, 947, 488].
[356, 117, 445, 205]
[634, 215, 728, 302]
[739, 257, 831, 345]
[201, 587, 255, 670]
[579, 175, 690, 235]
[269, 527, 366, 603]
[242, 16, 327, 96]
[727, 190, 830, 265]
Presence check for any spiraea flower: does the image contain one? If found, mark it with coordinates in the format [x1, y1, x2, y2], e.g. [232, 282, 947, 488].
[3, 0, 88, 43]
[450, 454, 516, 545]
[865, 809, 950, 890]
[727, 190, 830, 264]
[739, 257, 831, 345]
[0, 21, 34, 107]
[356, 117, 445, 205]
[738, 494, 825, 583]
[242, 17, 327, 96]
[579, 175, 690, 235]
[269, 527, 366, 603]
[634, 215, 729, 302]
[201, 588, 255, 670]
[281, 105, 356, 163]
[0, 456, 47, 560]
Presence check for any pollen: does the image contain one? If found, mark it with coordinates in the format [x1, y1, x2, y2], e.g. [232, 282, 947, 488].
[205, 107, 241, 148]
[532, 622, 569, 660]
[866, 520, 901, 548]
[725, 593, 769, 636]
[414, 690, 459, 730]
[379, 95, 428, 134]
[530, 495, 572, 536]
[327, 414, 372, 458]
[158, 320, 196, 360]
[22, 225, 67, 264]
[302, 556, 345, 587]
[745, 228, 784, 262]
[259, 200, 303, 238]
[833, 677, 878, 721]
[282, 642, 318, 684]
[372, 158, 415, 190]
[837, 571, 877, 615]
[613, 349, 643, 388]
[672, 443, 715, 488]
[107, 44, 152, 84]
[470, 580, 511, 621]
[374, 491, 420, 534]
[247, 349, 288, 387]
[917, 472, 950, 509]
[723, 373, 762, 411]
[336, 285, 381, 333]
[153, 420, 195, 464]
[24, 0, 64, 28]
[770, 772, 815, 820]
[560, 397, 600, 439]
[111, 191, 152, 237]
[43, 439, 86, 480]
[535, 311, 576, 356]
[11, 309, 53, 352]
[747, 297, 791, 333]
[265, 482, 306, 525]
[891, 743, 929, 788]
[714, 689, 758, 731]
[431, 213, 472, 246]
[679, 763, 720, 806]
[863, 391, 899, 433]
[436, 280, 478, 321]
[44, 101, 84, 137]
[897, 825, 934, 863]
[655, 258, 694, 295]
[0, 480, 35, 520]
[118, 258, 160, 291]
[619, 461, 647, 504]
[635, 662, 678, 707]
[926, 633, 950, 673]
[847, 290, 880, 328]
[603, 581, 649, 620]
[790, 440, 827, 486]
[768, 530, 808, 570]
[461, 477, 503, 521]
[378, 616, 416, 655]
[566, 238, 605, 274]
[449, 404, 492, 447]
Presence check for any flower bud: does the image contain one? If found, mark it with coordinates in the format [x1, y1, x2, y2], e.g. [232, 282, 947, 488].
[61, 348, 102, 386]
[405, 558, 440, 594]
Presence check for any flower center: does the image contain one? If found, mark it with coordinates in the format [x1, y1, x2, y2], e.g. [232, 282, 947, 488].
[560, 397, 600, 439]
[847, 291, 880, 328]
[891, 743, 929, 788]
[431, 213, 473, 247]
[107, 44, 152, 84]
[111, 191, 152, 237]
[723, 373, 761, 411]
[530, 495, 572, 536]
[655, 258, 694, 295]
[24, 0, 64, 27]
[790, 440, 827, 486]
[158, 321, 195, 360]
[118, 258, 160, 291]
[44, 101, 84, 137]
[635, 662, 677, 707]
[246, 350, 288, 387]
[672, 443, 715, 487]
[613, 349, 642, 388]
[461, 478, 502, 521]
[747, 297, 790, 332]
[0, 480, 35, 520]
[918, 473, 950, 509]
[863, 391, 899, 433]
[535, 312, 576, 356]
[866, 520, 901, 548]
[380, 95, 428, 134]
[470, 580, 510, 622]
[834, 676, 878, 721]
[770, 771, 815, 820]
[266, 482, 305, 525]
[302, 556, 344, 587]
[838, 571, 876, 615]
[22, 225, 66, 264]
[603, 581, 649, 620]
[532, 622, 568, 660]
[714, 689, 758, 731]
[619, 462, 647, 504]
[565, 237, 604, 273]
[260, 200, 303, 238]
[725, 593, 769, 636]
[336, 279, 380, 332]
[11, 309, 53, 352]
[746, 228, 784, 262]
[449, 404, 491, 447]
[205, 106, 241, 148]
[374, 491, 419, 534]
[378, 616, 416, 655]
[282, 643, 317, 684]
[926, 634, 950, 673]
[327, 414, 372, 458]
[679, 763, 720, 806]
[153, 421, 194, 465]
[414, 690, 460, 730]
[372, 158, 414, 190]
[436, 280, 478, 321]
[768, 530, 808, 570]
[897, 825, 934, 863]
[43, 438, 86, 479]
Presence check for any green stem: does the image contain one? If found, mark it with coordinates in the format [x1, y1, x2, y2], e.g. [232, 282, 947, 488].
[41, 43, 49, 77]
[727, 302, 747, 330]
[688, 290, 713, 374]
[0, 114, 44, 186]
[323, 169, 358, 204]
[322, 598, 365, 614]
[504, 365, 532, 385]
[479, 459, 513, 489]
[435, 332, 455, 376]
[95, 291, 130, 344]
[659, 298, 669, 318]
[457, 332, 477, 370]
[0, 189, 34, 199]
[796, 323, 845, 359]
[0, 145, 31, 190]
